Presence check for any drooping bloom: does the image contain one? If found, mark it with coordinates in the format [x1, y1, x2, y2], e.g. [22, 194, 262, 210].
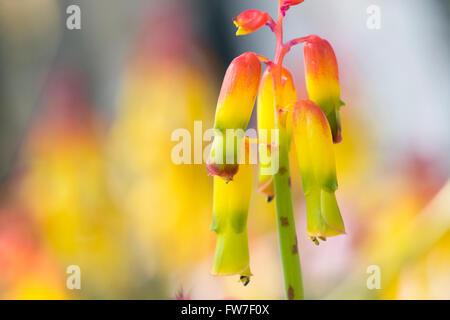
[257, 67, 297, 198]
[207, 52, 261, 180]
[303, 35, 345, 143]
[292, 100, 345, 244]
[233, 10, 271, 36]
[211, 138, 256, 282]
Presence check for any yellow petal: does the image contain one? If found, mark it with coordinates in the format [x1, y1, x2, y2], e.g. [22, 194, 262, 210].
[211, 139, 254, 276]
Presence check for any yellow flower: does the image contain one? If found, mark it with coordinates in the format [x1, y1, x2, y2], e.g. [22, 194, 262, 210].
[257, 67, 297, 198]
[207, 52, 261, 180]
[233, 10, 271, 36]
[292, 100, 345, 244]
[303, 35, 345, 143]
[211, 138, 256, 282]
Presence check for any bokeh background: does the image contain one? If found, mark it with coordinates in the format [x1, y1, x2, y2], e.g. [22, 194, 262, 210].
[0, 0, 449, 299]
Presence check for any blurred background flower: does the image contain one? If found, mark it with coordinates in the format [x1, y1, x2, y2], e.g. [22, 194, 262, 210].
[0, 0, 449, 299]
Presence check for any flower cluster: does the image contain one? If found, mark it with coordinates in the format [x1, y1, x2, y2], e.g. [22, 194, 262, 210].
[206, 0, 346, 290]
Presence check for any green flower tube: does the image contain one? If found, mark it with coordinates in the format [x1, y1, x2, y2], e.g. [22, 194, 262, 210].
[211, 138, 254, 284]
[292, 100, 345, 244]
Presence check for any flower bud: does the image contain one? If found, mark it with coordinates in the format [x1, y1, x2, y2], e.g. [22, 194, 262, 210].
[207, 52, 261, 180]
[303, 35, 344, 143]
[233, 10, 270, 36]
[292, 100, 345, 244]
[211, 138, 256, 281]
[257, 67, 297, 198]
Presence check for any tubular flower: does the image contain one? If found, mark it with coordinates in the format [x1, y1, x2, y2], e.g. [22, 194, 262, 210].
[207, 52, 261, 180]
[303, 35, 345, 143]
[211, 138, 256, 283]
[233, 10, 271, 36]
[257, 67, 297, 199]
[292, 100, 345, 244]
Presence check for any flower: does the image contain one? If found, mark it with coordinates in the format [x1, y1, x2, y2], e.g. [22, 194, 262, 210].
[292, 100, 345, 244]
[257, 67, 297, 198]
[211, 138, 256, 281]
[233, 10, 271, 36]
[207, 52, 261, 180]
[303, 35, 345, 143]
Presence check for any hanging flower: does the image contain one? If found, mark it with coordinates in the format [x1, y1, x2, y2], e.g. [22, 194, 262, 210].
[292, 100, 345, 244]
[257, 67, 297, 199]
[233, 10, 271, 36]
[211, 138, 256, 284]
[207, 52, 261, 180]
[303, 35, 345, 143]
[206, 0, 349, 299]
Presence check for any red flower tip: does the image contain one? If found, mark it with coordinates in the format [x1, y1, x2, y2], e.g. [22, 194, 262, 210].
[206, 162, 239, 181]
[233, 10, 270, 36]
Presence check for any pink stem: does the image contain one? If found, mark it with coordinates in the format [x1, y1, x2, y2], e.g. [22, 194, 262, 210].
[286, 35, 314, 48]
[255, 54, 274, 67]
[271, 0, 304, 300]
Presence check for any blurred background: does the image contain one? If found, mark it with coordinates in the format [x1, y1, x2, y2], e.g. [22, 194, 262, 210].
[0, 0, 449, 299]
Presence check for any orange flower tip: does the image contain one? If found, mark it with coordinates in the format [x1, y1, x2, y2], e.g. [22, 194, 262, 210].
[216, 51, 261, 108]
[206, 162, 239, 180]
[303, 34, 339, 81]
[303, 35, 334, 58]
[233, 10, 270, 36]
[293, 100, 329, 131]
[229, 52, 261, 73]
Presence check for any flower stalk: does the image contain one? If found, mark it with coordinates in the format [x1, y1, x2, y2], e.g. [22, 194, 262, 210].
[207, 0, 346, 300]
[270, 1, 304, 300]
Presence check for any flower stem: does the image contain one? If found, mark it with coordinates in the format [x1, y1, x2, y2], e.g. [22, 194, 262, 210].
[272, 0, 304, 300]
[273, 122, 304, 300]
